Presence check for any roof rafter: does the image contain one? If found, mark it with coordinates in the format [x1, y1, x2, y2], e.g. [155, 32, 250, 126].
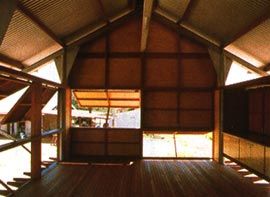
[177, 0, 196, 24]
[96, 0, 110, 24]
[224, 51, 268, 77]
[223, 10, 270, 47]
[0, 53, 25, 70]
[17, 2, 65, 47]
[23, 50, 64, 73]
[140, 0, 154, 51]
[153, 11, 219, 49]
[261, 63, 270, 72]
[0, 0, 17, 45]
[67, 9, 138, 48]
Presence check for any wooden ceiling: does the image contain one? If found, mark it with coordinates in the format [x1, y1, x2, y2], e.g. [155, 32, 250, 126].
[73, 90, 140, 108]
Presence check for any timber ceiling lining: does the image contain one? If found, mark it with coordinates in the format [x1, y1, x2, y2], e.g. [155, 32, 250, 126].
[19, 0, 104, 38]
[0, 10, 57, 63]
[226, 19, 270, 65]
[74, 90, 140, 108]
[182, 0, 270, 44]
[157, 0, 190, 21]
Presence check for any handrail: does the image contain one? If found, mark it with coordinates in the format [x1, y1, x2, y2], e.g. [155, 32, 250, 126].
[0, 66, 65, 88]
[0, 129, 31, 154]
[0, 129, 62, 153]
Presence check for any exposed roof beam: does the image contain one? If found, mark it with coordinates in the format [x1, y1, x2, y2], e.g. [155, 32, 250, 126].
[23, 49, 64, 72]
[0, 0, 17, 45]
[17, 2, 65, 47]
[262, 63, 270, 72]
[0, 65, 64, 88]
[177, 0, 196, 24]
[152, 11, 220, 50]
[0, 53, 25, 70]
[67, 10, 138, 48]
[224, 51, 268, 77]
[141, 0, 154, 51]
[223, 11, 270, 47]
[96, 0, 110, 24]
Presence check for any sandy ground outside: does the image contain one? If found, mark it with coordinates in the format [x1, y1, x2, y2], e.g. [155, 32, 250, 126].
[0, 139, 57, 193]
[143, 133, 212, 157]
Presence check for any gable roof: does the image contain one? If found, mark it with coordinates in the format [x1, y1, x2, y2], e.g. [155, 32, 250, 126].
[0, 0, 269, 73]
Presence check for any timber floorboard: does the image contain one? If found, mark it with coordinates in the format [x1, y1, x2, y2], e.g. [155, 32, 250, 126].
[15, 160, 269, 197]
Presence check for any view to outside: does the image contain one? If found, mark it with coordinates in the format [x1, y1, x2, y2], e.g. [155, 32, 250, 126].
[0, 139, 57, 193]
[71, 91, 141, 129]
[143, 133, 212, 158]
[226, 61, 260, 85]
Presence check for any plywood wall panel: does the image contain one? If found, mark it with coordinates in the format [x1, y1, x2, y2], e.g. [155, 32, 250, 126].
[109, 19, 141, 52]
[179, 59, 216, 88]
[249, 142, 264, 174]
[239, 139, 251, 166]
[179, 110, 212, 129]
[80, 37, 106, 52]
[144, 92, 178, 109]
[179, 37, 207, 53]
[223, 133, 239, 159]
[143, 110, 178, 128]
[72, 128, 105, 142]
[266, 147, 270, 178]
[248, 89, 263, 134]
[145, 58, 178, 88]
[147, 21, 179, 52]
[107, 129, 141, 143]
[108, 144, 140, 156]
[179, 91, 213, 109]
[264, 89, 270, 136]
[69, 58, 105, 88]
[72, 143, 105, 156]
[223, 89, 248, 132]
[109, 58, 141, 88]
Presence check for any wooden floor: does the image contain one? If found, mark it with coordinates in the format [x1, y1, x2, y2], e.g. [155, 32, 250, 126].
[16, 160, 269, 197]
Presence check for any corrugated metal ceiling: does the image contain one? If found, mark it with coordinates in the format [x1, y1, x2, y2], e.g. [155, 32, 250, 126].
[183, 0, 270, 44]
[157, 0, 190, 21]
[0, 10, 57, 64]
[19, 0, 104, 38]
[101, 0, 129, 18]
[226, 19, 270, 65]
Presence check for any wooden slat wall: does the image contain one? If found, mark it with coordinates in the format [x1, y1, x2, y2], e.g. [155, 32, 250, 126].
[71, 128, 142, 157]
[69, 17, 217, 131]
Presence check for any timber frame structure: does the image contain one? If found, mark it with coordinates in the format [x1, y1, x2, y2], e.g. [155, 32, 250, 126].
[1, 0, 270, 196]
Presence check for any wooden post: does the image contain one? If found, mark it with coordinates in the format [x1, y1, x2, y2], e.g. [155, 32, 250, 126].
[58, 87, 71, 161]
[31, 82, 42, 180]
[57, 49, 72, 161]
[213, 50, 225, 164]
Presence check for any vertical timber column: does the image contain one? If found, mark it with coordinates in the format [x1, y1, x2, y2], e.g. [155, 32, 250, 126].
[60, 49, 72, 161]
[31, 82, 42, 180]
[213, 50, 225, 164]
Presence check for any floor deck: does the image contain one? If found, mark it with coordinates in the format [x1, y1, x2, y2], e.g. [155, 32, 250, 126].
[16, 160, 269, 197]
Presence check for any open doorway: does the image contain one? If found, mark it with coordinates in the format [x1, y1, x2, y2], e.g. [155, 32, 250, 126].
[143, 132, 212, 158]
